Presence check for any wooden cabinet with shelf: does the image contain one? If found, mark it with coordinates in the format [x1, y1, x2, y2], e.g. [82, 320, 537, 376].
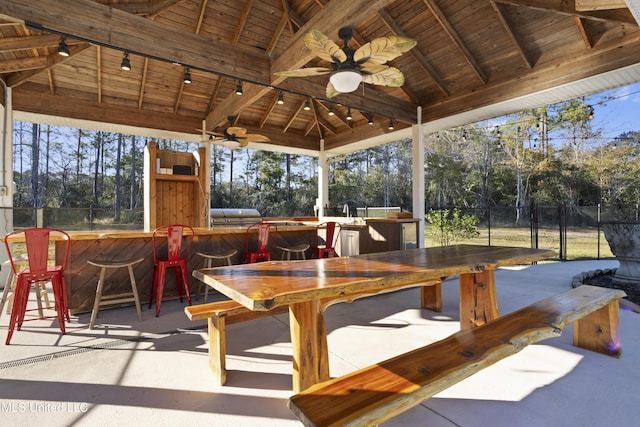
[144, 141, 207, 230]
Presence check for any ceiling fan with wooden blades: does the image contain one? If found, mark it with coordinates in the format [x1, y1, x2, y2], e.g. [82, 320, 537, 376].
[197, 116, 271, 148]
[274, 27, 416, 98]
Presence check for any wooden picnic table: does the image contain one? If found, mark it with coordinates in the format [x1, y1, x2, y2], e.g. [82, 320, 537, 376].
[193, 244, 556, 392]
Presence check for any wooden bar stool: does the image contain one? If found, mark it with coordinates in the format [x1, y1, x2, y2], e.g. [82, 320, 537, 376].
[277, 244, 310, 260]
[195, 249, 238, 302]
[87, 257, 144, 330]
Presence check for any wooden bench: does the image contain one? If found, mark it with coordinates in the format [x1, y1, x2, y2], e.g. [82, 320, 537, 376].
[186, 278, 443, 386]
[185, 300, 289, 385]
[288, 285, 626, 427]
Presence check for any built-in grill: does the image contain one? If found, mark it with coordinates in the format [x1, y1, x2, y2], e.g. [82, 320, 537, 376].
[209, 208, 261, 226]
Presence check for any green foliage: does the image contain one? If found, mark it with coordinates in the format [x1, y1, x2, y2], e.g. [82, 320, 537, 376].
[425, 208, 480, 246]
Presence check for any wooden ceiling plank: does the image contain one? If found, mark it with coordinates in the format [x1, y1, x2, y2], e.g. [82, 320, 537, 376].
[421, 0, 487, 84]
[575, 17, 595, 48]
[494, 0, 637, 25]
[232, 0, 255, 46]
[377, 8, 449, 97]
[490, 1, 534, 69]
[0, 0, 271, 84]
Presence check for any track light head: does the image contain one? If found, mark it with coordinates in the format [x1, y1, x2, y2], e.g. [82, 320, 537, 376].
[388, 118, 394, 130]
[304, 98, 311, 111]
[57, 36, 70, 57]
[183, 67, 192, 84]
[235, 81, 243, 95]
[346, 107, 352, 120]
[277, 91, 284, 105]
[120, 51, 131, 71]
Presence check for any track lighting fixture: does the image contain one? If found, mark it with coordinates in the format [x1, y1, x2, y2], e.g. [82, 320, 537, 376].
[388, 118, 394, 130]
[235, 81, 243, 95]
[183, 67, 192, 84]
[304, 98, 311, 110]
[346, 107, 352, 120]
[277, 91, 284, 105]
[57, 36, 70, 57]
[328, 105, 335, 116]
[368, 114, 374, 125]
[120, 51, 131, 71]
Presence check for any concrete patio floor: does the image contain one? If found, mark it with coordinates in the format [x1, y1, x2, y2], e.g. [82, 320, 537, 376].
[0, 259, 638, 426]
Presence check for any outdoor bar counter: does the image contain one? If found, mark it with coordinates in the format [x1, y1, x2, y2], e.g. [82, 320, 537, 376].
[57, 225, 317, 314]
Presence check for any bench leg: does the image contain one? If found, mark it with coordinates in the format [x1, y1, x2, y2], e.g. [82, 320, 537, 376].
[573, 301, 622, 358]
[208, 317, 227, 385]
[459, 270, 499, 331]
[420, 281, 442, 312]
[289, 300, 329, 393]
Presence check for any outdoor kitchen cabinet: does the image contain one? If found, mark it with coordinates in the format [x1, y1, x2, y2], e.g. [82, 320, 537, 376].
[144, 141, 207, 230]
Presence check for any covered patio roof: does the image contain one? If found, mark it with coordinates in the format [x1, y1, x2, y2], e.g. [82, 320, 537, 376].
[1, 1, 640, 157]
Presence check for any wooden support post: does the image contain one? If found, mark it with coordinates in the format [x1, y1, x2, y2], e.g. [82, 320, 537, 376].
[289, 300, 329, 392]
[208, 316, 226, 385]
[573, 300, 622, 357]
[420, 281, 442, 312]
[459, 270, 499, 330]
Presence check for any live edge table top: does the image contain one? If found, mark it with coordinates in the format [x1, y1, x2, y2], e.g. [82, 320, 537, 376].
[193, 245, 556, 312]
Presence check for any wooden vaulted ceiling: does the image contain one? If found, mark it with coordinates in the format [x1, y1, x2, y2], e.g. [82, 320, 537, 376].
[0, 0, 639, 155]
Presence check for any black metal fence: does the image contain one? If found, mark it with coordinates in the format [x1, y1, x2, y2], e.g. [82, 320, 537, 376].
[2, 203, 634, 261]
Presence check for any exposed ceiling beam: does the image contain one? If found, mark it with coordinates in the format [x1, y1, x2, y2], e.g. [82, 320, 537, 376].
[207, 0, 410, 129]
[5, 42, 91, 86]
[0, 0, 271, 83]
[490, 1, 534, 69]
[420, 29, 640, 124]
[421, 0, 486, 84]
[377, 8, 441, 100]
[495, 0, 637, 24]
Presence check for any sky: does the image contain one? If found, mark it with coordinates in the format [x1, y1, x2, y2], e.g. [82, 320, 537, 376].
[589, 82, 640, 140]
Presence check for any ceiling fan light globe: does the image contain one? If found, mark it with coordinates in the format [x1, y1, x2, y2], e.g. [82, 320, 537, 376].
[221, 140, 241, 149]
[330, 70, 362, 93]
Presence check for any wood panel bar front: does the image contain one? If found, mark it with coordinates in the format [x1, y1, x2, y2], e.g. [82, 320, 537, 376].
[57, 226, 316, 314]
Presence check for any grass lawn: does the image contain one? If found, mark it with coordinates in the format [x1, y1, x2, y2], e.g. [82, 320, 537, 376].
[424, 226, 614, 261]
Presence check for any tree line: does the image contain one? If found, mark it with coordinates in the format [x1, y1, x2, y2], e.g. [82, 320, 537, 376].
[11, 94, 640, 219]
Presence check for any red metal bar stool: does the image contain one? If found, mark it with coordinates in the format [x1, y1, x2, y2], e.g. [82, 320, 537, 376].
[244, 222, 277, 263]
[87, 257, 144, 329]
[313, 222, 340, 258]
[0, 254, 52, 318]
[2, 228, 71, 345]
[148, 224, 194, 317]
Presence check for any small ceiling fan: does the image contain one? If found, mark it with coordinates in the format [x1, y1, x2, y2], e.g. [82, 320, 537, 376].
[274, 27, 416, 98]
[198, 116, 270, 148]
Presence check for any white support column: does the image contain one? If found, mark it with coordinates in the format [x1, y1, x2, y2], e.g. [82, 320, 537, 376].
[200, 120, 211, 227]
[412, 106, 425, 247]
[317, 139, 328, 221]
[0, 82, 13, 286]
